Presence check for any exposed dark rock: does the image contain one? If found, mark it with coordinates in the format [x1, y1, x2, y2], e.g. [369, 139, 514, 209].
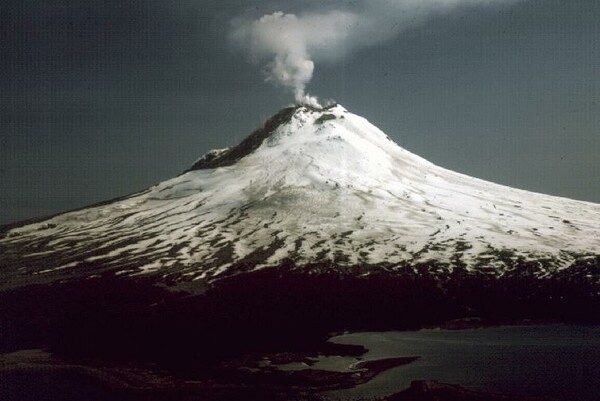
[188, 106, 298, 170]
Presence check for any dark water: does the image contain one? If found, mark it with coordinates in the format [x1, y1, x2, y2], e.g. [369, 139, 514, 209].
[325, 325, 600, 401]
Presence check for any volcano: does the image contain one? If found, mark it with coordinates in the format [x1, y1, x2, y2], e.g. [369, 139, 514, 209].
[1, 104, 599, 291]
[2, 104, 600, 399]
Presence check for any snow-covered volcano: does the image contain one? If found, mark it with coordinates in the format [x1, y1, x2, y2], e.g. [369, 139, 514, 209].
[1, 104, 599, 290]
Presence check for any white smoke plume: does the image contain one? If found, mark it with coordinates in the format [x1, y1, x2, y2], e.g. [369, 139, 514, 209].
[231, 0, 521, 106]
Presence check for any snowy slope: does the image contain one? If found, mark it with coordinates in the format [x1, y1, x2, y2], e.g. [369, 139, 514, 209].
[1, 104, 599, 289]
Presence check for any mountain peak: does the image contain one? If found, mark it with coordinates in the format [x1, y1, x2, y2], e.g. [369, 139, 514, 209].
[189, 104, 348, 171]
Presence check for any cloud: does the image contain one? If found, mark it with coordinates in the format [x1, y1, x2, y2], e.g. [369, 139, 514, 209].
[231, 0, 522, 105]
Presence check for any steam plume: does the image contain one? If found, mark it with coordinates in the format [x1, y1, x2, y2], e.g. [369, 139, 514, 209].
[231, 0, 521, 106]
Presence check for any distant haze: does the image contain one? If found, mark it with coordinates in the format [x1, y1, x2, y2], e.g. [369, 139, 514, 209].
[0, 0, 599, 224]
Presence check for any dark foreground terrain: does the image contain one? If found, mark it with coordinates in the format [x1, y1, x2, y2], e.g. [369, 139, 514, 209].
[0, 351, 555, 401]
[1, 265, 598, 400]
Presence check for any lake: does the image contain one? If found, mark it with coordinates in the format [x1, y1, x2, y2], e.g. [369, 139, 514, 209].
[323, 325, 600, 401]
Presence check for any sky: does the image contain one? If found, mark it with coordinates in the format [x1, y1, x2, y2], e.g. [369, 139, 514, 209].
[0, 0, 598, 224]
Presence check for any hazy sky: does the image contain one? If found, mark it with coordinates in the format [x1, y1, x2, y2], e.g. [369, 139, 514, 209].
[1, 0, 599, 224]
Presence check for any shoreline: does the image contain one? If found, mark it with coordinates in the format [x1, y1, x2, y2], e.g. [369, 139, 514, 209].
[3, 322, 589, 401]
[0, 348, 419, 400]
[1, 271, 599, 401]
[0, 352, 556, 401]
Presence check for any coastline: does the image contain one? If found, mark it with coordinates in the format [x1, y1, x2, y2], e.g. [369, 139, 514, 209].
[3, 323, 588, 401]
[1, 272, 598, 401]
